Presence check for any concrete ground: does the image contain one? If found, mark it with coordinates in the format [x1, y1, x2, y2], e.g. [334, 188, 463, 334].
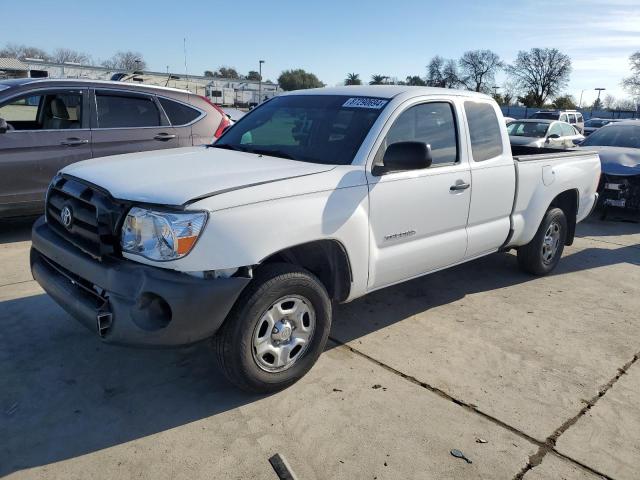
[1, 212, 638, 479]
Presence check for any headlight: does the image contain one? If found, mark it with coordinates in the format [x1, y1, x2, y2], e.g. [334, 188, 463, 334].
[121, 207, 207, 261]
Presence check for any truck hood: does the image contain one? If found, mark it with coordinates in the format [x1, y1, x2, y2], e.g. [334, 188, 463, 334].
[61, 146, 335, 206]
[582, 146, 640, 177]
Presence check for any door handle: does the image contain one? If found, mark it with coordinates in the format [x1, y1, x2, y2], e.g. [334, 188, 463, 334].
[154, 133, 176, 141]
[60, 138, 89, 147]
[450, 182, 470, 191]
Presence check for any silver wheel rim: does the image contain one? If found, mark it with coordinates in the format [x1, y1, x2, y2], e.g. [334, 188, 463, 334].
[252, 295, 315, 373]
[542, 221, 561, 264]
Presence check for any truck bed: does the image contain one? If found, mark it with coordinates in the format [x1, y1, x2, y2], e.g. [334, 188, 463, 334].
[511, 145, 590, 160]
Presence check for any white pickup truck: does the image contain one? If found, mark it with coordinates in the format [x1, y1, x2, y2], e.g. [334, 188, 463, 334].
[31, 86, 601, 392]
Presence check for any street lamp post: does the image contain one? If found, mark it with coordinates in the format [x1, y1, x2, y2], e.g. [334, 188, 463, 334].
[258, 60, 265, 105]
[578, 89, 585, 108]
[594, 88, 606, 110]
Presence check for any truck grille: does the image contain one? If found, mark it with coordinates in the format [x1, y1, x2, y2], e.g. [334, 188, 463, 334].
[46, 175, 128, 260]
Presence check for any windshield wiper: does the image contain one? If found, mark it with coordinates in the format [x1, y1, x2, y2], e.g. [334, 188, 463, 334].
[207, 143, 244, 151]
[245, 148, 296, 160]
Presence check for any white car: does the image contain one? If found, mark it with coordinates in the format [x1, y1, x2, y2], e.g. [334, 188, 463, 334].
[31, 86, 601, 392]
[508, 119, 584, 149]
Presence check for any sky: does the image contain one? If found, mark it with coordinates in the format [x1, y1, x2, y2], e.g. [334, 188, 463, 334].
[2, 0, 639, 105]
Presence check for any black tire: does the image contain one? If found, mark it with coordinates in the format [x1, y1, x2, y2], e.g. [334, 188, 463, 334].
[214, 263, 332, 393]
[517, 207, 567, 276]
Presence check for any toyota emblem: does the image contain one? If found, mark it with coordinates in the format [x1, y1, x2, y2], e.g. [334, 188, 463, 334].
[60, 206, 73, 229]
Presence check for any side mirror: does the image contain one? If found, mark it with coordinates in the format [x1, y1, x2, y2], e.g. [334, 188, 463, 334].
[0, 118, 7, 134]
[374, 141, 432, 175]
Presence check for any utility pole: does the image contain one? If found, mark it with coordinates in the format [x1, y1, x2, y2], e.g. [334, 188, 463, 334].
[258, 60, 265, 105]
[578, 89, 585, 108]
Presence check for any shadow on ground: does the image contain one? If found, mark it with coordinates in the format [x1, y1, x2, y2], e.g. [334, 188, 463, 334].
[1, 214, 638, 476]
[0, 215, 38, 244]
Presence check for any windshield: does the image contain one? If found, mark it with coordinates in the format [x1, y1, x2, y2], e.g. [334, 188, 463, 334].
[584, 119, 610, 128]
[213, 95, 388, 165]
[581, 124, 640, 149]
[529, 112, 559, 120]
[507, 121, 550, 138]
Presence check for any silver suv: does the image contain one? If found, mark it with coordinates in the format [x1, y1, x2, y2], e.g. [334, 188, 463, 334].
[529, 110, 585, 134]
[0, 78, 230, 218]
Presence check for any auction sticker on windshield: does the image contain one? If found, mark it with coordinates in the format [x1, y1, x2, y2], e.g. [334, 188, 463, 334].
[342, 97, 388, 109]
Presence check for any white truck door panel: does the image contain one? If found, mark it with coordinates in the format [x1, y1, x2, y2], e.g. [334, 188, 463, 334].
[367, 166, 471, 288]
[365, 99, 471, 290]
[462, 100, 516, 258]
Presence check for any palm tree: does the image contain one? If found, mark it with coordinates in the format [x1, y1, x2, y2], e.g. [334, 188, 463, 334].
[369, 74, 388, 85]
[344, 73, 361, 86]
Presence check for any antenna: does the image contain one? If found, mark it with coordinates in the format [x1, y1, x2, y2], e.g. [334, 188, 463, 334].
[183, 37, 189, 88]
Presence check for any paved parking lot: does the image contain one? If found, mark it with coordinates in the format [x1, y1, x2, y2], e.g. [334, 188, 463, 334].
[1, 213, 639, 480]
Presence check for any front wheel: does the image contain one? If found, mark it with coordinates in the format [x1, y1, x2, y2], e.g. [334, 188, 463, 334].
[214, 263, 332, 393]
[517, 207, 567, 275]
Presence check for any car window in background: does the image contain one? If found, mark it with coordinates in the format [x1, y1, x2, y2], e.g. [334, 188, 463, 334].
[548, 123, 563, 137]
[464, 101, 503, 161]
[530, 112, 558, 120]
[96, 93, 161, 128]
[383, 102, 458, 165]
[581, 124, 640, 149]
[215, 95, 386, 165]
[560, 123, 577, 136]
[568, 114, 576, 124]
[0, 91, 82, 130]
[507, 121, 549, 138]
[159, 97, 201, 126]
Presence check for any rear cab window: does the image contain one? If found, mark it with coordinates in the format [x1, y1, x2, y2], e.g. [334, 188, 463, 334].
[464, 101, 503, 161]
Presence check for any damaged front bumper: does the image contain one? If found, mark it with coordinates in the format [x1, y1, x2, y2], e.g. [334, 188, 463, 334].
[30, 217, 250, 347]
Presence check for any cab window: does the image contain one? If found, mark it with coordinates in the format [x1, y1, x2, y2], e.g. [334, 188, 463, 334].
[377, 102, 458, 166]
[464, 101, 503, 161]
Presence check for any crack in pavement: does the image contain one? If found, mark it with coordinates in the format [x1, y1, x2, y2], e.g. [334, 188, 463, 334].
[328, 337, 638, 480]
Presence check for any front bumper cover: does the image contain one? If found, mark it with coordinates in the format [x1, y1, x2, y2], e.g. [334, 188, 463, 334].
[30, 216, 250, 347]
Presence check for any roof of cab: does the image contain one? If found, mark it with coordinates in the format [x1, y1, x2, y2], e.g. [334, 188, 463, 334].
[283, 85, 493, 100]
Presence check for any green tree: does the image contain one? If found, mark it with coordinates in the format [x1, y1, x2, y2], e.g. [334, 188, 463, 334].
[204, 70, 215, 78]
[405, 75, 426, 86]
[506, 48, 572, 107]
[246, 70, 261, 81]
[552, 95, 577, 110]
[277, 69, 324, 90]
[214, 66, 239, 79]
[345, 73, 361, 85]
[369, 74, 388, 85]
[592, 98, 603, 110]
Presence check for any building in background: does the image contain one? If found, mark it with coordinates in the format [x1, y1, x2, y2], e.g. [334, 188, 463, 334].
[3, 58, 278, 106]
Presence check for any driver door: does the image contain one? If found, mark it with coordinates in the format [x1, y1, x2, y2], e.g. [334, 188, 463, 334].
[366, 99, 471, 290]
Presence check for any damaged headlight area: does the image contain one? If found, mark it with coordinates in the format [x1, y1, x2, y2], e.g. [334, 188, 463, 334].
[121, 207, 207, 261]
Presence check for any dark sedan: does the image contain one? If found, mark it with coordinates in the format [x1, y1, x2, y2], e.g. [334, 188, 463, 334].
[0, 78, 230, 218]
[581, 120, 640, 212]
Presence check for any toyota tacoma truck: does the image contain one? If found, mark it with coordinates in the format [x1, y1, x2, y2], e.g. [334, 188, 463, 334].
[31, 86, 601, 392]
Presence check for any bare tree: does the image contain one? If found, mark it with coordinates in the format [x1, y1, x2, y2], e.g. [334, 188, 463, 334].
[614, 98, 637, 111]
[102, 51, 146, 70]
[0, 43, 50, 61]
[458, 49, 503, 93]
[603, 94, 616, 110]
[426, 56, 459, 88]
[506, 48, 572, 107]
[622, 51, 640, 97]
[52, 48, 91, 65]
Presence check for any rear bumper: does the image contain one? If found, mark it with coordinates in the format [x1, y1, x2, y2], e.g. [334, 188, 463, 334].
[30, 216, 250, 347]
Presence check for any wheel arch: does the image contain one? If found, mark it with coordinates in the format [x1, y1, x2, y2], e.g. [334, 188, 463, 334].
[258, 239, 353, 302]
[549, 189, 579, 246]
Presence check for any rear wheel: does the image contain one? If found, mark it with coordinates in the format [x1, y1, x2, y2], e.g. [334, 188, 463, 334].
[214, 264, 331, 393]
[517, 207, 567, 275]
